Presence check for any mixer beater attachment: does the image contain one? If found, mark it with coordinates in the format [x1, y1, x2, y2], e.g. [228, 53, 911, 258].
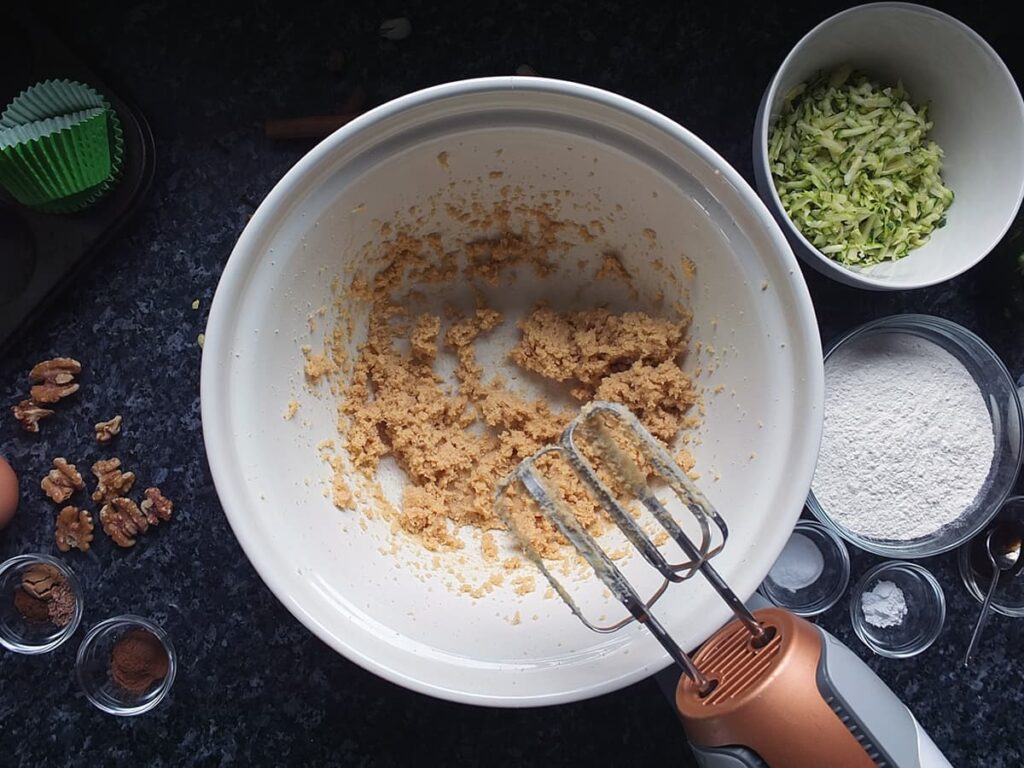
[494, 401, 770, 696]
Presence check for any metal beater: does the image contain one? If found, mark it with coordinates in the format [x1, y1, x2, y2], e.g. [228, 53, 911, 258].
[495, 401, 951, 768]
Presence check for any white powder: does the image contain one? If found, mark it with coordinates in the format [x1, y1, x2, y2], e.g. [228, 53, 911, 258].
[813, 333, 994, 541]
[861, 580, 908, 628]
[768, 533, 824, 591]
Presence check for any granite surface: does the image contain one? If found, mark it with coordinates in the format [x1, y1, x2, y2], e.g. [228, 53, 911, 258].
[1, 0, 1023, 765]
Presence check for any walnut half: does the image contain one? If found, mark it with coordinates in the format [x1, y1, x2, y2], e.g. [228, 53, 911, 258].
[100, 497, 148, 547]
[140, 487, 173, 525]
[91, 458, 136, 505]
[55, 506, 95, 552]
[12, 399, 54, 433]
[29, 357, 81, 404]
[41, 458, 85, 503]
[94, 414, 123, 444]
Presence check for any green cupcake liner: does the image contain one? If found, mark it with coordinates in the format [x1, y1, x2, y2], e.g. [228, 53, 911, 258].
[1, 79, 105, 127]
[31, 113, 125, 214]
[0, 107, 102, 149]
[0, 108, 111, 205]
[0, 79, 125, 213]
[39, 111, 125, 214]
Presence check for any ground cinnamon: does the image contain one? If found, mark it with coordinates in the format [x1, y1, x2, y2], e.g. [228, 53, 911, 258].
[111, 629, 169, 695]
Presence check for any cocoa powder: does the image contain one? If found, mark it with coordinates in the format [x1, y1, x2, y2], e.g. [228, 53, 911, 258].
[13, 587, 50, 623]
[111, 629, 168, 695]
[13, 563, 74, 626]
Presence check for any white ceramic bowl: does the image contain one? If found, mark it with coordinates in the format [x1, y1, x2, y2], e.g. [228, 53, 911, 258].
[753, 2, 1024, 290]
[202, 77, 823, 706]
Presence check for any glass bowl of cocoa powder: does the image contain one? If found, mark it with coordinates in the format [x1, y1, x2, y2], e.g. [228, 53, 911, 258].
[75, 615, 175, 716]
[0, 553, 83, 654]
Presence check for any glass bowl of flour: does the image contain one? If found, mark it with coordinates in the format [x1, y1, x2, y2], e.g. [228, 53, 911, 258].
[807, 314, 1023, 558]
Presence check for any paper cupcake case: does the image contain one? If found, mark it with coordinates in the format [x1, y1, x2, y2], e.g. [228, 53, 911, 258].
[34, 112, 125, 214]
[0, 108, 111, 205]
[0, 79, 106, 127]
[0, 80, 125, 212]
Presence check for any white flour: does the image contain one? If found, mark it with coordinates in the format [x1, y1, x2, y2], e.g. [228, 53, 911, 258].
[813, 333, 994, 541]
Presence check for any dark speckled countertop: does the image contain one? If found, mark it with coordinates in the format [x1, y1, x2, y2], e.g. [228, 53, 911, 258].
[2, 1, 1023, 765]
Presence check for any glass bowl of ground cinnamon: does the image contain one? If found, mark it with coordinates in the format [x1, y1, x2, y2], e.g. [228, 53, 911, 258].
[75, 615, 175, 716]
[0, 554, 83, 654]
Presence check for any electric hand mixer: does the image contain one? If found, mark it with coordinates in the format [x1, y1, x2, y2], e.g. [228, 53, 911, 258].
[495, 402, 951, 768]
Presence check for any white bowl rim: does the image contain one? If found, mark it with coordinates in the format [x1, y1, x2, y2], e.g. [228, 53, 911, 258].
[201, 75, 823, 706]
[755, 1, 1024, 290]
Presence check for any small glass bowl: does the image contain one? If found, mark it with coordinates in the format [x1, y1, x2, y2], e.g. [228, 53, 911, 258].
[0, 554, 83, 654]
[760, 520, 850, 616]
[850, 561, 945, 658]
[958, 495, 1024, 617]
[75, 615, 176, 716]
[808, 314, 1023, 558]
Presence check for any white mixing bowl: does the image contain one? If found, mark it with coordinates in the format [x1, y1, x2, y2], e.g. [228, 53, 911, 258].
[753, 2, 1024, 290]
[202, 77, 823, 706]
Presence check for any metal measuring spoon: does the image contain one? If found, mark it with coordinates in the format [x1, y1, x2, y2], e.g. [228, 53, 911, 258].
[964, 525, 1023, 667]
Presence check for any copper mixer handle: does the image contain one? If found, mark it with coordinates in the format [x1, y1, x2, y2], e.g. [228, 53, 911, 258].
[676, 608, 875, 768]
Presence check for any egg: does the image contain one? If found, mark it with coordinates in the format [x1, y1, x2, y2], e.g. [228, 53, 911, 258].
[0, 456, 19, 529]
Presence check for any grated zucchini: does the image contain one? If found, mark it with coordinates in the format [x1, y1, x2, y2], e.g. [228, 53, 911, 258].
[769, 66, 954, 267]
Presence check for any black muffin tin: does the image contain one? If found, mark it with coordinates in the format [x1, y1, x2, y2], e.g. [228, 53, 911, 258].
[0, 9, 154, 354]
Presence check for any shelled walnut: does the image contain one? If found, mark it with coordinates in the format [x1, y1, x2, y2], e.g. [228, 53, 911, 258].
[55, 506, 94, 552]
[140, 487, 173, 525]
[94, 414, 123, 444]
[99, 497, 148, 547]
[91, 458, 136, 504]
[41, 458, 85, 503]
[12, 399, 54, 433]
[29, 358, 81, 404]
